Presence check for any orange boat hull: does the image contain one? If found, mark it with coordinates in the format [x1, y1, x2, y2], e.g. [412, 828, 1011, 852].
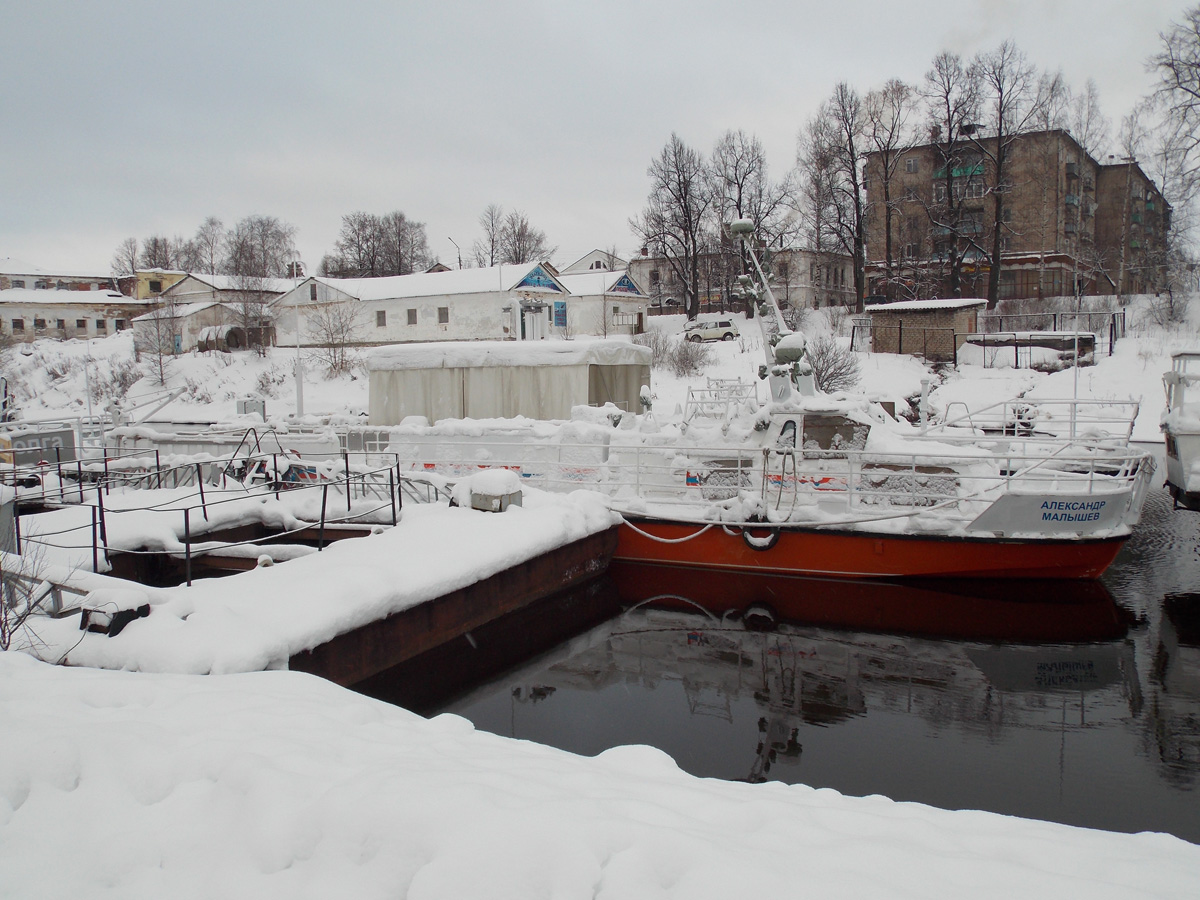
[616, 518, 1127, 580]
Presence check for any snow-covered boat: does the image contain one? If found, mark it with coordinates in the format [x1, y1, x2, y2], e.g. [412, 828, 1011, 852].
[382, 222, 1153, 581]
[1162, 351, 1200, 511]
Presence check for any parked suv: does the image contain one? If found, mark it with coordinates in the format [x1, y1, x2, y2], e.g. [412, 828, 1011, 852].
[684, 318, 739, 342]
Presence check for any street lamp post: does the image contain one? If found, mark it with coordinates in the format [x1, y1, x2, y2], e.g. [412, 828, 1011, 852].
[448, 238, 463, 270]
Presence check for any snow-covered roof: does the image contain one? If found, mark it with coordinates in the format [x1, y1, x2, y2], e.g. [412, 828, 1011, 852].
[0, 288, 149, 306]
[165, 274, 295, 296]
[555, 270, 646, 298]
[304, 262, 565, 303]
[0, 257, 114, 280]
[869, 298, 988, 313]
[559, 249, 628, 275]
[367, 339, 652, 371]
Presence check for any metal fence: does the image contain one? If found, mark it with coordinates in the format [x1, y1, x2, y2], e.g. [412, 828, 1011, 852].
[850, 322, 1118, 368]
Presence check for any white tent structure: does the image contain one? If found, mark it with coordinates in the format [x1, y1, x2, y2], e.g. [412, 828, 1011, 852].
[367, 340, 652, 424]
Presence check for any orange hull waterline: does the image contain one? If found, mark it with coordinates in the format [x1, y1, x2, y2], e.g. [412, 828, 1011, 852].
[615, 518, 1127, 580]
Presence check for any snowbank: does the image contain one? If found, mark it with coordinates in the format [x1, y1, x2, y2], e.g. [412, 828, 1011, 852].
[1, 652, 1197, 899]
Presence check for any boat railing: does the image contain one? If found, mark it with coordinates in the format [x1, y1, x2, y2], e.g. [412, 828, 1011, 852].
[386, 439, 1153, 528]
[927, 397, 1140, 443]
[683, 379, 759, 425]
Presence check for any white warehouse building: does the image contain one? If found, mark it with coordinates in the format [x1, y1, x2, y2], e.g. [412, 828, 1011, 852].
[273, 261, 649, 347]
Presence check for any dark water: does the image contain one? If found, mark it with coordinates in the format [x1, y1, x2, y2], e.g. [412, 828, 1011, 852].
[357, 449, 1200, 844]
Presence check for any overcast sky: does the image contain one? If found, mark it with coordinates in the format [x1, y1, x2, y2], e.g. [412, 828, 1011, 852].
[2, 0, 1188, 276]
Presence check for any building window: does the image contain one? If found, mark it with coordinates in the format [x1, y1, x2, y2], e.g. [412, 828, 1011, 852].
[34, 318, 46, 329]
[309, 283, 317, 302]
[437, 307, 449, 324]
[407, 308, 417, 326]
[905, 157, 918, 173]
[76, 319, 87, 329]
[115, 319, 126, 331]
[11, 319, 23, 333]
[148, 280, 162, 293]
[376, 310, 386, 327]
[96, 319, 107, 331]
[902, 243, 918, 259]
[35, 280, 49, 290]
[11, 280, 24, 288]
[650, 269, 660, 285]
[56, 319, 65, 330]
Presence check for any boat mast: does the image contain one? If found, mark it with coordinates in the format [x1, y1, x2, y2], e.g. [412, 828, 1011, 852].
[729, 219, 814, 399]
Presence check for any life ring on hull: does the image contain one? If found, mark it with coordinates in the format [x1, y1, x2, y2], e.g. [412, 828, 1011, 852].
[741, 521, 781, 551]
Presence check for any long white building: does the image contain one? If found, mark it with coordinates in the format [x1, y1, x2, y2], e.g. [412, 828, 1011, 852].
[273, 261, 649, 347]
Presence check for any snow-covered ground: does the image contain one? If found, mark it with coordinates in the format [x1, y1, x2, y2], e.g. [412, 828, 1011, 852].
[4, 298, 1200, 896]
[4, 299, 1192, 442]
[3, 652, 1198, 899]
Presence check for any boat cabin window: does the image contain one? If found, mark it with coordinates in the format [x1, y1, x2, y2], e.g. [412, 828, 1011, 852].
[776, 419, 797, 449]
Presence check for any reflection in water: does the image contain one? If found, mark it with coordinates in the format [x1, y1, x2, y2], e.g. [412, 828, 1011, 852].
[359, 477, 1200, 844]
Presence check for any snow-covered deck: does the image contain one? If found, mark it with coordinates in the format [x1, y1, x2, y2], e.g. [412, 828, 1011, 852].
[12, 480, 618, 674]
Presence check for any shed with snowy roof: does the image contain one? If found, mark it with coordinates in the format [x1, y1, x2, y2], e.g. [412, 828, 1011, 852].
[865, 297, 987, 362]
[367, 340, 652, 424]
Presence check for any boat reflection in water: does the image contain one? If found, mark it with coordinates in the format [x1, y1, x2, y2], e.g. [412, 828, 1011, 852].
[599, 562, 1139, 785]
[415, 561, 1200, 842]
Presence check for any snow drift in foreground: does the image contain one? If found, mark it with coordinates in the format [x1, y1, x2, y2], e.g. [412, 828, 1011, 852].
[1, 653, 1196, 900]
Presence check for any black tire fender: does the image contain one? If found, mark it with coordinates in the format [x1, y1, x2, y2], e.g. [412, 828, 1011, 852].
[741, 521, 780, 551]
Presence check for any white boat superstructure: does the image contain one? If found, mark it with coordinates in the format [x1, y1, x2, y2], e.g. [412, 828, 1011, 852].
[1162, 351, 1200, 510]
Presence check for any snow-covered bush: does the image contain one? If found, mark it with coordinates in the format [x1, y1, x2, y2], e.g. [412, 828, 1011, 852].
[254, 363, 289, 398]
[667, 338, 713, 377]
[632, 328, 672, 368]
[807, 335, 861, 393]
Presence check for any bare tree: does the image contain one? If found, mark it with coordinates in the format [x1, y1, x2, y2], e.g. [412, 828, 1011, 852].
[1152, 6, 1200, 188]
[379, 211, 431, 275]
[864, 79, 918, 294]
[710, 129, 795, 307]
[1151, 7, 1200, 253]
[807, 334, 862, 393]
[329, 212, 384, 276]
[969, 41, 1046, 307]
[139, 235, 175, 270]
[499, 210, 555, 264]
[307, 301, 362, 376]
[630, 133, 714, 319]
[134, 295, 183, 384]
[194, 216, 225, 275]
[923, 51, 983, 299]
[111, 237, 139, 277]
[800, 84, 870, 311]
[472, 203, 505, 267]
[225, 215, 297, 278]
[1069, 77, 1112, 158]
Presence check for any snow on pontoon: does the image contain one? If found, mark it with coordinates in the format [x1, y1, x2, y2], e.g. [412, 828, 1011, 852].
[1162, 351, 1200, 510]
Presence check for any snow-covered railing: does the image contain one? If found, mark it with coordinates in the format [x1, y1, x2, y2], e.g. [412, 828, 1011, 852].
[387, 438, 1155, 532]
[927, 397, 1140, 444]
[16, 459, 407, 585]
[683, 378, 759, 425]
